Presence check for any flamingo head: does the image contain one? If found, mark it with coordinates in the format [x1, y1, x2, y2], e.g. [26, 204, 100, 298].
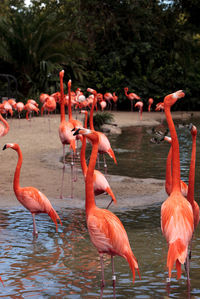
[164, 136, 172, 144]
[2, 143, 19, 151]
[164, 90, 185, 107]
[68, 80, 72, 88]
[87, 88, 97, 96]
[124, 87, 128, 92]
[73, 128, 99, 143]
[189, 123, 197, 137]
[59, 70, 64, 79]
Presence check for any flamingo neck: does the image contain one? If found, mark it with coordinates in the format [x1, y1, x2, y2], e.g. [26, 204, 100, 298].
[0, 115, 9, 135]
[165, 146, 172, 194]
[68, 83, 72, 121]
[89, 97, 96, 130]
[85, 139, 98, 214]
[80, 136, 87, 177]
[187, 133, 196, 206]
[164, 105, 181, 192]
[13, 147, 22, 194]
[60, 75, 65, 122]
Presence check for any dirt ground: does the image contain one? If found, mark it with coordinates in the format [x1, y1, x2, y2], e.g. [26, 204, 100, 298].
[0, 110, 196, 211]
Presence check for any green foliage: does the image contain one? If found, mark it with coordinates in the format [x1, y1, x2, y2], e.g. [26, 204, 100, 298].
[0, 0, 200, 110]
[89, 112, 114, 130]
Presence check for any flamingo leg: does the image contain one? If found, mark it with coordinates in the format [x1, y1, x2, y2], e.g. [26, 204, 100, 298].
[60, 145, 66, 199]
[103, 154, 107, 174]
[100, 254, 105, 289]
[131, 100, 133, 112]
[48, 113, 51, 133]
[112, 256, 116, 294]
[70, 151, 74, 198]
[185, 256, 191, 291]
[32, 213, 38, 237]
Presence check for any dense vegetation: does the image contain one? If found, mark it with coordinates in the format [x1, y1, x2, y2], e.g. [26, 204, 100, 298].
[0, 0, 200, 110]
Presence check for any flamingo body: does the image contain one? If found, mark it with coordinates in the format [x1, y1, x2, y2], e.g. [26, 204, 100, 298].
[0, 114, 9, 137]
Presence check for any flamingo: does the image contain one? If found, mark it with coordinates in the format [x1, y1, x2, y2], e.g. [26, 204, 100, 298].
[124, 87, 140, 112]
[104, 92, 113, 110]
[24, 102, 39, 121]
[0, 101, 13, 118]
[0, 114, 9, 137]
[164, 136, 188, 197]
[148, 98, 154, 112]
[80, 110, 116, 209]
[27, 99, 39, 107]
[15, 102, 25, 119]
[87, 88, 117, 172]
[2, 143, 62, 237]
[161, 90, 194, 288]
[187, 124, 199, 231]
[135, 101, 143, 120]
[58, 70, 76, 199]
[112, 92, 118, 110]
[73, 128, 140, 293]
[0, 113, 9, 137]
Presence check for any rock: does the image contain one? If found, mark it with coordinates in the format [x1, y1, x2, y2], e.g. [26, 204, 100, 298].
[101, 124, 122, 134]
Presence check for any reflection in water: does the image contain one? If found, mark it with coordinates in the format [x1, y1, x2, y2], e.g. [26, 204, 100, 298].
[0, 117, 200, 297]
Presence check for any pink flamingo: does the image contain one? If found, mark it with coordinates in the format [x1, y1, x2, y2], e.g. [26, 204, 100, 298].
[3, 143, 62, 237]
[0, 114, 9, 137]
[112, 92, 118, 110]
[59, 70, 76, 199]
[88, 88, 117, 172]
[124, 87, 140, 112]
[148, 98, 154, 112]
[135, 101, 143, 120]
[15, 102, 25, 119]
[80, 110, 117, 208]
[104, 92, 113, 110]
[73, 128, 140, 294]
[161, 90, 194, 289]
[24, 102, 39, 121]
[41, 96, 57, 132]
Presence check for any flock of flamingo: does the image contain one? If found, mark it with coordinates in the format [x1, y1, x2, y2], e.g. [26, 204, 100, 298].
[0, 70, 199, 297]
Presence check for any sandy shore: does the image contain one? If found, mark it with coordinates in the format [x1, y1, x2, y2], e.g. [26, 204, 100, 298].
[0, 110, 196, 211]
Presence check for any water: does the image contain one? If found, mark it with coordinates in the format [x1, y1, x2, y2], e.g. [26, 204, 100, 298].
[0, 116, 200, 298]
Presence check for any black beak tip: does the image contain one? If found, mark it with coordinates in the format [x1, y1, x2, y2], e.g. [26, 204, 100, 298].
[73, 128, 80, 136]
[2, 144, 7, 151]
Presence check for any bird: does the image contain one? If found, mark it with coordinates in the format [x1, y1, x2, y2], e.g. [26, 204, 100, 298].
[41, 95, 57, 132]
[148, 98, 154, 112]
[0, 114, 9, 137]
[73, 128, 140, 292]
[80, 110, 117, 209]
[2, 143, 62, 237]
[164, 136, 188, 197]
[14, 102, 25, 119]
[124, 87, 140, 112]
[187, 124, 199, 231]
[112, 92, 118, 111]
[104, 92, 113, 110]
[58, 70, 76, 199]
[24, 102, 39, 121]
[135, 101, 143, 120]
[88, 88, 117, 172]
[161, 90, 194, 288]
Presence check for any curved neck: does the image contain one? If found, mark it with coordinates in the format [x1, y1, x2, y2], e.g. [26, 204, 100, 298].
[89, 97, 96, 131]
[0, 115, 9, 134]
[68, 83, 72, 121]
[80, 112, 88, 176]
[80, 137, 87, 177]
[165, 146, 172, 192]
[164, 105, 181, 192]
[60, 74, 65, 122]
[13, 147, 22, 194]
[85, 138, 98, 213]
[187, 133, 196, 206]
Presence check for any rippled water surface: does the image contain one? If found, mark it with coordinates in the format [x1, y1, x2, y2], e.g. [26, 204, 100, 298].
[0, 116, 200, 298]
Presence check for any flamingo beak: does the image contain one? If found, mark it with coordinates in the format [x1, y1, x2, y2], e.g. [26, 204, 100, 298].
[2, 144, 7, 150]
[73, 128, 81, 136]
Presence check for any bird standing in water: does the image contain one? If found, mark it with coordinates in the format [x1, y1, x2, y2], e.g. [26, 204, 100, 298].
[3, 143, 62, 237]
[74, 128, 140, 296]
[161, 91, 194, 289]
